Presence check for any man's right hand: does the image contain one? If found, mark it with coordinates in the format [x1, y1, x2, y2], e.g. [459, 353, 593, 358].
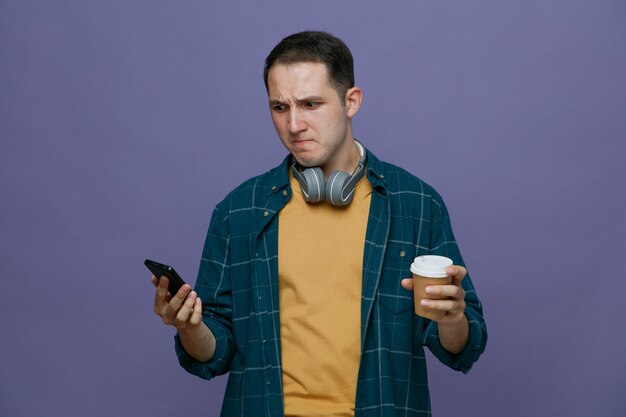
[151, 275, 203, 331]
[151, 275, 216, 362]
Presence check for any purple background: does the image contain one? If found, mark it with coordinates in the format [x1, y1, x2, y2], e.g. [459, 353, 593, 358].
[2, 1, 625, 416]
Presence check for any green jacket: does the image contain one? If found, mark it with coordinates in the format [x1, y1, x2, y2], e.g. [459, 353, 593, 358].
[175, 148, 487, 416]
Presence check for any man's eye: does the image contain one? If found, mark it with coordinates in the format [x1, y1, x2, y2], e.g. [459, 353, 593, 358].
[304, 102, 318, 108]
[273, 104, 287, 112]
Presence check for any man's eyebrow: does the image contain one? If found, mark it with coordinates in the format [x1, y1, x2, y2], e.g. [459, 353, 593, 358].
[296, 96, 324, 103]
[268, 96, 325, 106]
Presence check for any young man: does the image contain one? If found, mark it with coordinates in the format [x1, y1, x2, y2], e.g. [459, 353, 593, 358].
[152, 31, 487, 417]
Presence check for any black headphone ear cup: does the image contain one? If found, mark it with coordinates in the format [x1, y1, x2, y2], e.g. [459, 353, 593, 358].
[301, 167, 325, 202]
[326, 171, 353, 206]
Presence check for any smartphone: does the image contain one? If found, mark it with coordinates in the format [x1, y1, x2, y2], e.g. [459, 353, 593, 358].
[144, 259, 187, 296]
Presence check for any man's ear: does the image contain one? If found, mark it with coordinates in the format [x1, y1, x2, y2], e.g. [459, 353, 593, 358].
[344, 86, 362, 118]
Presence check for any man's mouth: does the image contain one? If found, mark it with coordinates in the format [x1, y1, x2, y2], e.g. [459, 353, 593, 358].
[292, 138, 314, 145]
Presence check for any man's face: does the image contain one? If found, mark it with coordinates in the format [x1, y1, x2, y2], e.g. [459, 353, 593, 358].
[267, 62, 356, 173]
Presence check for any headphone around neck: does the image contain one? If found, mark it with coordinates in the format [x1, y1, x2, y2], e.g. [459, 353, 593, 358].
[291, 140, 366, 206]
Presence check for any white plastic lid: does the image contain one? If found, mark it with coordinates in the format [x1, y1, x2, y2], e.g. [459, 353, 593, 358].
[410, 255, 453, 278]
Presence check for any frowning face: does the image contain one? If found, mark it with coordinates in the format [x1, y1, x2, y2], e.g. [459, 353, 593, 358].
[267, 61, 361, 175]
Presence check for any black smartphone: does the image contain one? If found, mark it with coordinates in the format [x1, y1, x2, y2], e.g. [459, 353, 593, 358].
[144, 259, 187, 296]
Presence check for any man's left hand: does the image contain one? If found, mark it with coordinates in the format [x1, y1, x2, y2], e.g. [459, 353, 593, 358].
[401, 265, 470, 353]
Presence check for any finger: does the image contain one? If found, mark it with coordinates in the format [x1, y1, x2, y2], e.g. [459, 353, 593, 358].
[155, 276, 170, 299]
[168, 284, 192, 311]
[176, 291, 197, 322]
[400, 278, 414, 291]
[154, 276, 172, 312]
[189, 297, 203, 325]
[445, 265, 467, 286]
[153, 276, 170, 318]
[420, 298, 464, 312]
[183, 290, 197, 311]
[425, 284, 464, 299]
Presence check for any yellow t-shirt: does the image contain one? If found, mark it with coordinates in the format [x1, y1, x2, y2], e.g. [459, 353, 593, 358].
[278, 170, 372, 417]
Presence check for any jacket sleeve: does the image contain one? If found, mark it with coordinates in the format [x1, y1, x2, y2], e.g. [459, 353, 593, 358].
[174, 200, 236, 379]
[422, 194, 488, 373]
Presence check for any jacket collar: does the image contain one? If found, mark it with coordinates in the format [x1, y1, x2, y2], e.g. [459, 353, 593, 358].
[363, 148, 388, 195]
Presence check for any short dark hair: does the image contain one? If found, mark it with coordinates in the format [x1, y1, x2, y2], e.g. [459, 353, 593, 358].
[263, 31, 355, 99]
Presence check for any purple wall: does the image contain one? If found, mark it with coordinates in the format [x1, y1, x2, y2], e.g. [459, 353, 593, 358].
[2, 1, 625, 416]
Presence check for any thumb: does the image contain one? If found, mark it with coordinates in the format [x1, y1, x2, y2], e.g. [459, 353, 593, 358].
[400, 278, 414, 291]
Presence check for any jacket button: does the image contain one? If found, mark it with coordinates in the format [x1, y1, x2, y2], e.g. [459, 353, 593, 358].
[263, 211, 269, 217]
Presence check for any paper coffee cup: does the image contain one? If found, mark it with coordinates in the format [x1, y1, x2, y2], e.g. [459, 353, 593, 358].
[410, 255, 453, 320]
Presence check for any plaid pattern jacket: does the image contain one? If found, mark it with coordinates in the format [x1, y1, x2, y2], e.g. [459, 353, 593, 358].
[175, 148, 487, 416]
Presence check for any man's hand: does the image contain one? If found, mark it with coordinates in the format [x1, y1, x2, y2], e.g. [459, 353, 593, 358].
[401, 265, 469, 353]
[151, 275, 203, 331]
[151, 275, 216, 362]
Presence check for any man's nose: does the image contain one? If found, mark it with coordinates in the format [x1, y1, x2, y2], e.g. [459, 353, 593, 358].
[288, 109, 307, 134]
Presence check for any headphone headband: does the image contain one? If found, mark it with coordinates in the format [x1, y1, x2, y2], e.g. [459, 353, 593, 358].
[292, 140, 367, 206]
